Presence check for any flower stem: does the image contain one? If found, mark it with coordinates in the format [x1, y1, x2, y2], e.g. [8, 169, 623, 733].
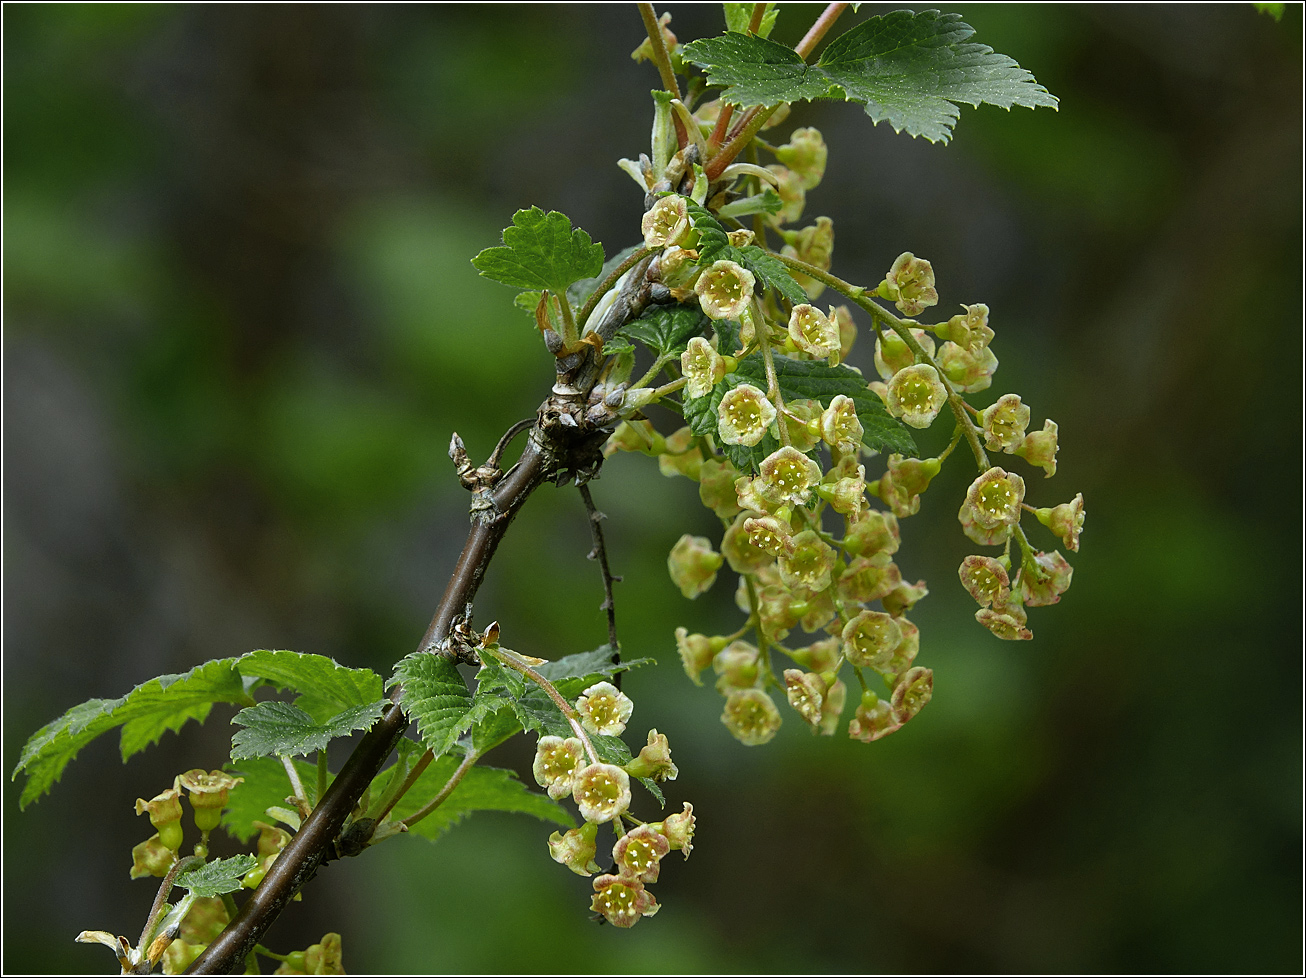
[281, 756, 310, 816]
[400, 748, 481, 829]
[637, 3, 687, 148]
[751, 302, 789, 446]
[481, 644, 601, 765]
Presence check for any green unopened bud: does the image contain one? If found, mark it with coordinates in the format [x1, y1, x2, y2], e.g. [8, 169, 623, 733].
[774, 127, 827, 189]
[1015, 419, 1059, 477]
[887, 453, 942, 498]
[177, 770, 242, 834]
[786, 636, 841, 674]
[135, 784, 184, 852]
[717, 383, 777, 447]
[1034, 493, 1085, 552]
[591, 874, 660, 928]
[695, 259, 756, 321]
[604, 419, 664, 457]
[130, 834, 174, 879]
[675, 627, 720, 685]
[667, 534, 723, 599]
[549, 820, 601, 877]
[981, 394, 1031, 453]
[886, 364, 948, 429]
[613, 824, 672, 883]
[721, 688, 782, 745]
[882, 252, 938, 317]
[937, 340, 998, 393]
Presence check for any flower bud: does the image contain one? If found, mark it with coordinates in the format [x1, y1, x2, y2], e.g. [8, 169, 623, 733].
[631, 11, 678, 65]
[778, 530, 837, 592]
[886, 453, 942, 499]
[937, 340, 998, 393]
[658, 442, 703, 481]
[698, 458, 743, 518]
[841, 611, 903, 672]
[1017, 550, 1073, 607]
[874, 328, 935, 380]
[754, 583, 799, 643]
[300, 933, 344, 975]
[675, 627, 717, 685]
[721, 688, 782, 745]
[572, 763, 632, 824]
[848, 692, 902, 742]
[734, 474, 785, 517]
[658, 245, 702, 293]
[787, 303, 841, 361]
[613, 824, 672, 883]
[130, 834, 174, 879]
[882, 577, 929, 618]
[642, 194, 692, 249]
[728, 228, 756, 248]
[625, 729, 679, 783]
[886, 364, 948, 428]
[694, 259, 756, 321]
[180, 896, 230, 945]
[717, 383, 777, 447]
[1034, 493, 1085, 552]
[936, 303, 993, 351]
[890, 666, 933, 724]
[786, 636, 841, 674]
[774, 127, 828, 189]
[135, 783, 184, 852]
[833, 305, 858, 360]
[1015, 419, 1059, 477]
[881, 252, 938, 317]
[758, 446, 823, 506]
[604, 419, 664, 457]
[818, 678, 847, 735]
[682, 336, 728, 399]
[577, 682, 634, 737]
[667, 534, 723, 599]
[843, 509, 900, 557]
[981, 394, 1031, 454]
[780, 399, 823, 453]
[177, 770, 243, 834]
[591, 874, 660, 928]
[533, 736, 587, 800]
[765, 164, 806, 225]
[548, 820, 601, 877]
[965, 467, 1026, 529]
[958, 555, 1011, 608]
[162, 940, 206, 974]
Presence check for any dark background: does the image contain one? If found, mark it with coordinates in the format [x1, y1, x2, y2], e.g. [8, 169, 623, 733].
[4, 4, 1301, 973]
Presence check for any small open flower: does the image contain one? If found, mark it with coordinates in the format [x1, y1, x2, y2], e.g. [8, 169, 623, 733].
[886, 364, 948, 428]
[572, 763, 632, 824]
[642, 194, 692, 249]
[721, 512, 775, 574]
[667, 534, 723, 599]
[717, 384, 777, 446]
[758, 446, 822, 506]
[848, 693, 902, 742]
[816, 464, 866, 516]
[976, 606, 1033, 641]
[883, 252, 938, 316]
[591, 874, 660, 928]
[890, 666, 934, 723]
[882, 577, 929, 618]
[787, 304, 841, 360]
[130, 834, 174, 879]
[533, 736, 586, 799]
[1035, 493, 1085, 552]
[937, 340, 998, 392]
[784, 669, 827, 728]
[958, 497, 1014, 546]
[135, 782, 184, 851]
[655, 802, 696, 856]
[576, 682, 634, 737]
[548, 820, 601, 876]
[734, 474, 785, 516]
[775, 127, 828, 189]
[625, 729, 678, 782]
[938, 303, 994, 351]
[959, 555, 1012, 608]
[778, 530, 836, 592]
[613, 824, 672, 882]
[177, 769, 243, 833]
[1016, 419, 1059, 477]
[682, 336, 728, 399]
[1017, 550, 1073, 607]
[713, 640, 761, 691]
[698, 458, 743, 518]
[819, 395, 864, 456]
[675, 627, 716, 685]
[843, 509, 900, 557]
[981, 394, 1031, 453]
[742, 515, 795, 557]
[721, 688, 782, 745]
[694, 259, 755, 320]
[837, 552, 900, 605]
[842, 610, 903, 672]
[965, 467, 1026, 529]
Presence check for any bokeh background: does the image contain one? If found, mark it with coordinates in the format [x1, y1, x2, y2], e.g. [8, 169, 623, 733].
[5, 4, 1301, 973]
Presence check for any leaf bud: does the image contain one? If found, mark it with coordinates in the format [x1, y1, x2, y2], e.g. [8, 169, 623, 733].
[613, 824, 672, 883]
[533, 736, 587, 800]
[1017, 550, 1073, 607]
[624, 729, 678, 783]
[965, 467, 1026, 529]
[548, 820, 601, 877]
[1034, 493, 1085, 552]
[937, 340, 998, 393]
[721, 688, 782, 746]
[774, 127, 828, 189]
[848, 692, 902, 742]
[886, 364, 948, 428]
[881, 252, 939, 317]
[576, 682, 634, 737]
[591, 874, 660, 928]
[682, 336, 728, 399]
[130, 834, 174, 879]
[694, 259, 756, 321]
[717, 383, 777, 446]
[1014, 419, 1059, 477]
[667, 534, 723, 599]
[572, 763, 632, 824]
[177, 770, 243, 834]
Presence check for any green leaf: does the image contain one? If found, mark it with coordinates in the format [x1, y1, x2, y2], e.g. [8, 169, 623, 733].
[470, 706, 523, 755]
[618, 305, 711, 359]
[683, 10, 1059, 144]
[735, 245, 808, 306]
[229, 700, 386, 761]
[13, 659, 250, 808]
[175, 855, 259, 898]
[513, 290, 543, 317]
[235, 650, 383, 724]
[686, 202, 732, 264]
[475, 652, 527, 700]
[389, 758, 572, 842]
[390, 652, 474, 760]
[471, 207, 604, 295]
[724, 2, 778, 38]
[223, 756, 322, 843]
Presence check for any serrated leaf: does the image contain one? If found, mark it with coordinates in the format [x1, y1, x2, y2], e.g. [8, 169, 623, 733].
[735, 245, 808, 306]
[724, 2, 778, 38]
[470, 705, 523, 755]
[236, 650, 383, 724]
[230, 700, 386, 761]
[13, 659, 250, 809]
[683, 10, 1058, 144]
[475, 652, 527, 700]
[617, 305, 711, 359]
[686, 201, 732, 264]
[717, 186, 784, 219]
[513, 290, 543, 316]
[223, 756, 323, 843]
[471, 207, 604, 295]
[389, 758, 572, 842]
[175, 855, 259, 898]
[390, 652, 473, 760]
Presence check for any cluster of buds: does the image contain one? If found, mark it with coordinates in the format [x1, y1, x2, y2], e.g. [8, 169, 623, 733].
[534, 682, 693, 927]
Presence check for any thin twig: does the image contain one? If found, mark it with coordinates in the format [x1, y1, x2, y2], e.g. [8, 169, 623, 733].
[487, 418, 536, 470]
[637, 3, 687, 149]
[400, 749, 481, 828]
[280, 757, 309, 816]
[372, 748, 434, 825]
[138, 854, 202, 954]
[578, 483, 621, 662]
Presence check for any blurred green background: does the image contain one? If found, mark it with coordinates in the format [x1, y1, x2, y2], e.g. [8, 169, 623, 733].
[4, 4, 1300, 973]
